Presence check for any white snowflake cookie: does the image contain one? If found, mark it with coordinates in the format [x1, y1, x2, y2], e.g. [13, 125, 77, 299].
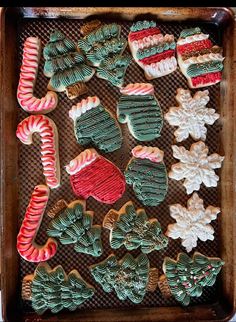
[169, 141, 224, 194]
[165, 88, 219, 142]
[166, 193, 220, 252]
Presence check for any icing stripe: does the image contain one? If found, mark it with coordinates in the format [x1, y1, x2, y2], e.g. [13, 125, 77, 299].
[69, 96, 100, 121]
[191, 71, 222, 87]
[17, 37, 58, 114]
[120, 83, 154, 95]
[17, 185, 57, 262]
[143, 56, 177, 78]
[132, 145, 164, 162]
[178, 33, 209, 45]
[129, 27, 161, 42]
[181, 46, 222, 61]
[16, 115, 60, 189]
[65, 149, 98, 175]
[177, 39, 213, 55]
[139, 49, 175, 65]
[132, 34, 174, 50]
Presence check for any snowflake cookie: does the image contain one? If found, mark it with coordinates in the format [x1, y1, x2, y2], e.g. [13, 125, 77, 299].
[169, 141, 224, 194]
[165, 88, 219, 142]
[166, 193, 220, 252]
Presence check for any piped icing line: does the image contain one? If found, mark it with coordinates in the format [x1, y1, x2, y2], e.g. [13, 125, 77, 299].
[177, 33, 209, 45]
[182, 52, 224, 66]
[129, 27, 161, 42]
[120, 83, 154, 96]
[17, 185, 57, 262]
[69, 96, 100, 121]
[65, 149, 99, 175]
[143, 56, 177, 78]
[16, 115, 60, 189]
[132, 145, 164, 163]
[132, 34, 174, 50]
[17, 37, 58, 114]
[139, 49, 175, 65]
[191, 72, 222, 87]
[177, 39, 213, 55]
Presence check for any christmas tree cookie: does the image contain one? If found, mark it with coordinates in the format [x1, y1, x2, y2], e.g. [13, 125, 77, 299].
[166, 193, 220, 252]
[90, 253, 158, 303]
[117, 83, 163, 141]
[65, 148, 126, 204]
[78, 21, 131, 87]
[158, 252, 224, 306]
[69, 96, 122, 153]
[22, 263, 95, 314]
[47, 199, 102, 257]
[128, 20, 177, 79]
[125, 146, 168, 206]
[177, 27, 224, 88]
[103, 201, 168, 253]
[43, 30, 95, 99]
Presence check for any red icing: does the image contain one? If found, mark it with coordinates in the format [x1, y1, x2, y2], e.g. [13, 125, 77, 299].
[129, 27, 160, 42]
[177, 39, 213, 55]
[139, 49, 175, 65]
[70, 156, 126, 204]
[191, 71, 222, 87]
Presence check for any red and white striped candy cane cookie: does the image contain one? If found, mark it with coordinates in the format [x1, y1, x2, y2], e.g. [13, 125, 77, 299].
[17, 185, 57, 262]
[16, 115, 60, 189]
[17, 37, 58, 114]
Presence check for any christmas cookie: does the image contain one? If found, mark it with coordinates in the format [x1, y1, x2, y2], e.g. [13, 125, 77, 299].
[22, 263, 95, 314]
[117, 83, 163, 141]
[43, 30, 95, 99]
[17, 37, 58, 114]
[90, 253, 158, 303]
[65, 148, 126, 204]
[69, 96, 122, 153]
[177, 27, 224, 88]
[78, 21, 130, 87]
[166, 193, 220, 252]
[169, 141, 224, 194]
[128, 20, 177, 79]
[17, 185, 57, 262]
[125, 145, 168, 206]
[165, 88, 219, 142]
[103, 201, 168, 253]
[16, 115, 60, 189]
[47, 199, 102, 257]
[158, 252, 224, 306]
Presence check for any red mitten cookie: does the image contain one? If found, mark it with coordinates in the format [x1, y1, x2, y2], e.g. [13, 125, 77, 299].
[65, 149, 125, 204]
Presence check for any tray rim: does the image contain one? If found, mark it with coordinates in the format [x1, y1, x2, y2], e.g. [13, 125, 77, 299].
[0, 6, 236, 322]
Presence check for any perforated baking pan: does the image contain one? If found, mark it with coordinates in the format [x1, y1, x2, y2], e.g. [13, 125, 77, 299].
[0, 7, 235, 322]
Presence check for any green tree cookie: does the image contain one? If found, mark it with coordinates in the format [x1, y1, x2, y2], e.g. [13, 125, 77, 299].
[103, 201, 168, 253]
[47, 200, 103, 257]
[90, 253, 158, 303]
[22, 263, 95, 315]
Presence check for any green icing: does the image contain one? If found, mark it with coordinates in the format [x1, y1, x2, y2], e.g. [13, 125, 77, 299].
[44, 52, 85, 74]
[164, 252, 224, 306]
[96, 54, 131, 87]
[108, 202, 168, 253]
[74, 104, 122, 152]
[90, 253, 150, 303]
[31, 264, 94, 315]
[180, 27, 201, 39]
[186, 61, 224, 78]
[130, 20, 156, 32]
[47, 203, 103, 257]
[136, 42, 176, 59]
[125, 158, 168, 206]
[117, 94, 163, 141]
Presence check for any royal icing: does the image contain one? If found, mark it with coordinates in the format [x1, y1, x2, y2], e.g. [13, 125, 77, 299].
[17, 37, 58, 114]
[16, 115, 60, 189]
[17, 185, 57, 262]
[69, 96, 100, 121]
[132, 145, 164, 162]
[120, 83, 154, 96]
[65, 149, 99, 175]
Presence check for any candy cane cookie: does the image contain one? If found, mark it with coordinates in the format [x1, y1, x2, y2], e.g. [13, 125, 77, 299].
[17, 185, 57, 262]
[16, 115, 60, 189]
[17, 37, 58, 114]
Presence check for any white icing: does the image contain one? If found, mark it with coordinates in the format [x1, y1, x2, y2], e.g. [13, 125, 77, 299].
[69, 96, 100, 121]
[132, 33, 174, 50]
[169, 141, 224, 194]
[182, 53, 224, 67]
[166, 193, 220, 252]
[177, 33, 209, 45]
[120, 83, 154, 95]
[165, 88, 219, 142]
[132, 145, 164, 162]
[143, 56, 177, 78]
[65, 148, 99, 175]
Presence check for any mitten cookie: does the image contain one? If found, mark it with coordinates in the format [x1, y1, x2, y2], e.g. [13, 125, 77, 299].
[17, 37, 58, 114]
[22, 263, 95, 314]
[128, 20, 177, 79]
[117, 83, 163, 141]
[177, 27, 224, 88]
[65, 148, 126, 204]
[69, 96, 122, 152]
[158, 252, 224, 306]
[90, 253, 158, 303]
[125, 146, 168, 206]
[103, 201, 168, 253]
[43, 30, 94, 99]
[47, 199, 102, 257]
